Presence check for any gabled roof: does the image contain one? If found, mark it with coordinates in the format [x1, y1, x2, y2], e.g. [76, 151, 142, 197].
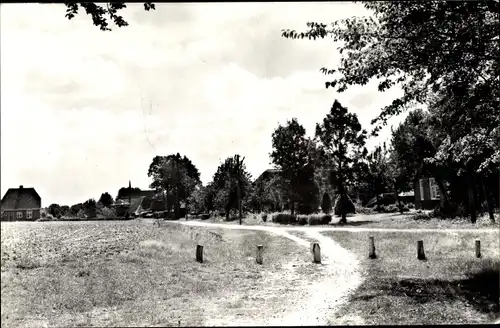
[254, 168, 281, 184]
[1, 186, 41, 210]
[116, 189, 156, 201]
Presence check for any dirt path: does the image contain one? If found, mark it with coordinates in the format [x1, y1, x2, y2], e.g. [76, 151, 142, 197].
[169, 220, 498, 325]
[172, 221, 365, 326]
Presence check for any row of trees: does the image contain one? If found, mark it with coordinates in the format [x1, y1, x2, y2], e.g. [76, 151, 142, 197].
[280, 1, 499, 223]
[58, 1, 499, 223]
[147, 93, 498, 224]
[47, 191, 120, 218]
[147, 99, 404, 224]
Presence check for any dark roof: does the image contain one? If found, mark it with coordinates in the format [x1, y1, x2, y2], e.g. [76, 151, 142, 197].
[254, 169, 281, 184]
[1, 186, 41, 210]
[116, 189, 156, 201]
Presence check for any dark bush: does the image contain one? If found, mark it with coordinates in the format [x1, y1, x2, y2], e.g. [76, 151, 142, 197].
[261, 213, 268, 222]
[304, 214, 332, 225]
[307, 215, 322, 225]
[321, 214, 332, 225]
[298, 216, 308, 226]
[321, 193, 332, 214]
[271, 213, 297, 225]
[386, 204, 399, 213]
[334, 194, 356, 216]
[432, 202, 467, 219]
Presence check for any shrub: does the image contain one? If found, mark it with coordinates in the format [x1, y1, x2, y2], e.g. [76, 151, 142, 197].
[385, 204, 399, 213]
[321, 193, 332, 214]
[321, 214, 332, 225]
[307, 215, 322, 226]
[297, 216, 308, 225]
[101, 207, 116, 218]
[261, 213, 268, 222]
[271, 213, 297, 225]
[407, 202, 415, 209]
[334, 194, 356, 216]
[37, 214, 55, 222]
[412, 212, 432, 221]
[432, 202, 467, 219]
[355, 203, 373, 214]
[301, 214, 332, 225]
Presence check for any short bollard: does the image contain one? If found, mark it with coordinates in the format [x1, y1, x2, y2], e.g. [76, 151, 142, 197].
[369, 236, 377, 259]
[475, 240, 481, 258]
[417, 240, 426, 260]
[311, 242, 321, 264]
[256, 245, 263, 265]
[196, 245, 203, 263]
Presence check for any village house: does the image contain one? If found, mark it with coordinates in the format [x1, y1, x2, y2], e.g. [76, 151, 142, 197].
[415, 177, 441, 210]
[1, 185, 42, 221]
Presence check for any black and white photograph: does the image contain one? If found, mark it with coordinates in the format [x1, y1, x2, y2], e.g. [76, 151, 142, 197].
[1, 1, 499, 326]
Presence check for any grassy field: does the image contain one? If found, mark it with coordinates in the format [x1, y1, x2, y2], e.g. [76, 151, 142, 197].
[1, 220, 324, 327]
[320, 229, 500, 325]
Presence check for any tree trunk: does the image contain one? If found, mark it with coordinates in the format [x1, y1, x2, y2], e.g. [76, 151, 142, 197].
[375, 182, 381, 211]
[339, 192, 347, 224]
[165, 185, 171, 213]
[477, 175, 486, 217]
[236, 155, 242, 224]
[436, 178, 450, 208]
[468, 171, 477, 224]
[393, 183, 403, 214]
[290, 200, 295, 215]
[483, 176, 496, 223]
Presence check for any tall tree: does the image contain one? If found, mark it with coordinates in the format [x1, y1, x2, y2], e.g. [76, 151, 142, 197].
[282, 2, 499, 223]
[365, 143, 392, 210]
[83, 198, 97, 218]
[211, 155, 252, 221]
[63, 2, 156, 31]
[282, 1, 499, 134]
[270, 118, 312, 215]
[147, 154, 201, 219]
[48, 204, 62, 218]
[315, 100, 367, 223]
[98, 192, 114, 207]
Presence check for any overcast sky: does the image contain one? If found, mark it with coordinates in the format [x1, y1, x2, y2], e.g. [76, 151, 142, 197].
[1, 2, 407, 206]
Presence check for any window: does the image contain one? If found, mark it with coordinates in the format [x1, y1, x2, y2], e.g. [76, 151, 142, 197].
[419, 179, 425, 201]
[16, 211, 23, 219]
[429, 178, 440, 200]
[26, 210, 33, 219]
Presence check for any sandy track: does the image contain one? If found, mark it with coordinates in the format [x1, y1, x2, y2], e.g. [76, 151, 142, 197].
[170, 220, 498, 325]
[172, 221, 365, 326]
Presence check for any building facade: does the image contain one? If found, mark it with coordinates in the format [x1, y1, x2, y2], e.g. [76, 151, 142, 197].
[1, 186, 42, 221]
[414, 177, 441, 210]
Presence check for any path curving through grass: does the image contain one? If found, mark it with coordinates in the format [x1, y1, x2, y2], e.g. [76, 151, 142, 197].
[174, 221, 365, 326]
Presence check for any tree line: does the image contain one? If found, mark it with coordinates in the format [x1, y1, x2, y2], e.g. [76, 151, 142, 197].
[55, 1, 499, 223]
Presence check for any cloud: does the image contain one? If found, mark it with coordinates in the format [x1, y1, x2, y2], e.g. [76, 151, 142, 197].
[1, 2, 406, 206]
